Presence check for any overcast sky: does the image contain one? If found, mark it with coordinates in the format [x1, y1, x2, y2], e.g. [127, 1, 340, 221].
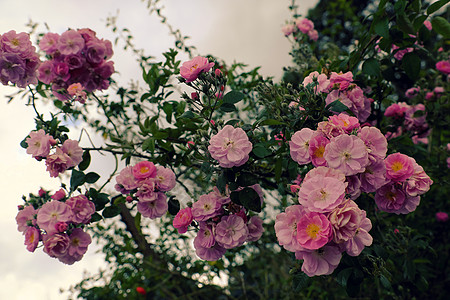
[0, 1, 316, 299]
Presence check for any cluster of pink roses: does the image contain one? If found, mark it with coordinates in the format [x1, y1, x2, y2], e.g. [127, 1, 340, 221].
[0, 30, 40, 88]
[302, 71, 372, 122]
[25, 129, 83, 177]
[16, 189, 94, 264]
[384, 100, 430, 144]
[282, 113, 432, 276]
[37, 28, 114, 103]
[173, 185, 264, 261]
[282, 18, 318, 41]
[115, 161, 176, 219]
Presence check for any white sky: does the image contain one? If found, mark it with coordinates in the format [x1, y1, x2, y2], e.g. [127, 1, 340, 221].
[0, 0, 316, 299]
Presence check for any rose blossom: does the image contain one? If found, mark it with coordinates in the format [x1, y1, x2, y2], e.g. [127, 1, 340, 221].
[296, 212, 332, 250]
[24, 227, 40, 252]
[302, 71, 330, 94]
[155, 166, 176, 191]
[341, 210, 373, 256]
[132, 161, 157, 180]
[375, 183, 420, 214]
[290, 128, 314, 165]
[358, 126, 388, 162]
[192, 192, 223, 221]
[115, 166, 139, 193]
[137, 192, 168, 219]
[308, 29, 319, 41]
[359, 160, 387, 193]
[215, 215, 249, 249]
[136, 178, 157, 201]
[39, 32, 60, 54]
[193, 236, 226, 261]
[42, 233, 70, 258]
[65, 194, 95, 224]
[328, 200, 362, 243]
[308, 134, 329, 167]
[436, 60, 450, 75]
[61, 139, 83, 168]
[384, 153, 415, 182]
[281, 24, 296, 36]
[208, 125, 252, 168]
[173, 207, 193, 234]
[247, 216, 264, 242]
[180, 56, 214, 82]
[405, 87, 420, 98]
[51, 188, 66, 200]
[57, 30, 85, 55]
[303, 166, 346, 183]
[36, 201, 73, 234]
[16, 205, 37, 232]
[194, 222, 216, 248]
[404, 162, 433, 196]
[323, 134, 369, 176]
[275, 205, 307, 252]
[328, 113, 360, 133]
[384, 102, 410, 118]
[45, 147, 70, 177]
[58, 228, 92, 265]
[329, 71, 353, 90]
[26, 129, 53, 159]
[295, 18, 314, 34]
[436, 212, 449, 222]
[295, 245, 342, 277]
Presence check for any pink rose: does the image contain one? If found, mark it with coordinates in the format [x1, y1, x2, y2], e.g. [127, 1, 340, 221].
[180, 56, 214, 82]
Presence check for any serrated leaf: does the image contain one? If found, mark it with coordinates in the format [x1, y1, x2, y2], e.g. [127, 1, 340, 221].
[396, 13, 415, 34]
[180, 111, 195, 119]
[78, 151, 91, 171]
[237, 187, 262, 212]
[379, 274, 391, 289]
[223, 91, 244, 104]
[431, 16, 450, 39]
[258, 119, 286, 126]
[102, 205, 121, 218]
[336, 268, 353, 288]
[327, 99, 349, 113]
[374, 17, 390, 38]
[85, 172, 100, 184]
[293, 272, 310, 292]
[70, 169, 85, 190]
[90, 212, 102, 222]
[219, 103, 237, 112]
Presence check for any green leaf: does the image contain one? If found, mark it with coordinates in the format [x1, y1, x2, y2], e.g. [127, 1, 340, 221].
[402, 52, 421, 81]
[252, 144, 271, 158]
[85, 172, 100, 184]
[168, 198, 180, 215]
[413, 15, 428, 32]
[222, 91, 244, 104]
[293, 271, 310, 292]
[257, 119, 286, 127]
[235, 187, 262, 212]
[20, 138, 28, 149]
[427, 0, 450, 15]
[326, 99, 349, 113]
[102, 205, 121, 218]
[336, 268, 353, 288]
[142, 137, 155, 153]
[70, 169, 85, 190]
[219, 103, 237, 112]
[362, 58, 381, 77]
[180, 111, 195, 119]
[90, 212, 102, 222]
[396, 14, 415, 34]
[379, 274, 391, 289]
[374, 17, 390, 38]
[78, 151, 91, 171]
[236, 172, 258, 187]
[89, 188, 109, 211]
[431, 16, 450, 39]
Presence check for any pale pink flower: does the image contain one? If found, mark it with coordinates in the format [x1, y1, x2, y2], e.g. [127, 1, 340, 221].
[295, 18, 314, 34]
[345, 175, 361, 200]
[405, 87, 420, 98]
[358, 126, 388, 162]
[295, 245, 342, 277]
[37, 61, 55, 84]
[329, 71, 353, 90]
[317, 121, 345, 139]
[304, 166, 346, 184]
[275, 205, 307, 252]
[328, 113, 360, 133]
[436, 60, 450, 75]
[302, 71, 330, 94]
[173, 207, 193, 234]
[26, 129, 53, 159]
[37, 201, 73, 234]
[359, 160, 388, 193]
[385, 153, 415, 182]
[194, 222, 215, 248]
[404, 162, 433, 196]
[298, 175, 346, 213]
[193, 236, 226, 261]
[436, 212, 449, 222]
[61, 139, 83, 168]
[308, 134, 329, 167]
[308, 29, 319, 41]
[155, 166, 176, 191]
[45, 147, 70, 177]
[39, 32, 60, 55]
[247, 216, 264, 242]
[289, 128, 314, 165]
[16, 205, 37, 232]
[215, 215, 249, 249]
[58, 228, 92, 265]
[42, 233, 70, 258]
[65, 195, 95, 224]
[342, 211, 373, 256]
[136, 179, 157, 202]
[424, 20, 432, 30]
[192, 192, 223, 221]
[208, 125, 252, 168]
[137, 192, 168, 219]
[115, 166, 139, 193]
[57, 30, 85, 55]
[132, 161, 157, 180]
[296, 212, 332, 250]
[180, 56, 214, 82]
[24, 227, 40, 252]
[328, 200, 362, 243]
[323, 134, 369, 176]
[281, 24, 296, 36]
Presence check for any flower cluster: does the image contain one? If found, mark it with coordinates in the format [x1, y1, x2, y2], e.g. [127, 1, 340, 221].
[37, 28, 114, 102]
[115, 161, 176, 219]
[173, 185, 264, 261]
[302, 71, 372, 122]
[283, 113, 432, 276]
[0, 30, 40, 88]
[208, 125, 253, 168]
[25, 129, 83, 177]
[282, 18, 318, 41]
[384, 101, 430, 144]
[16, 189, 94, 264]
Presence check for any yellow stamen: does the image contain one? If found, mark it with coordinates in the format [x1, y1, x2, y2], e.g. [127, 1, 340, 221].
[306, 223, 320, 239]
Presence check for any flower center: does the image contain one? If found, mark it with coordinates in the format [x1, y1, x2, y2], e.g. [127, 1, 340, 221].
[140, 166, 149, 174]
[314, 146, 325, 158]
[306, 223, 320, 239]
[11, 38, 20, 46]
[391, 161, 403, 172]
[190, 64, 199, 72]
